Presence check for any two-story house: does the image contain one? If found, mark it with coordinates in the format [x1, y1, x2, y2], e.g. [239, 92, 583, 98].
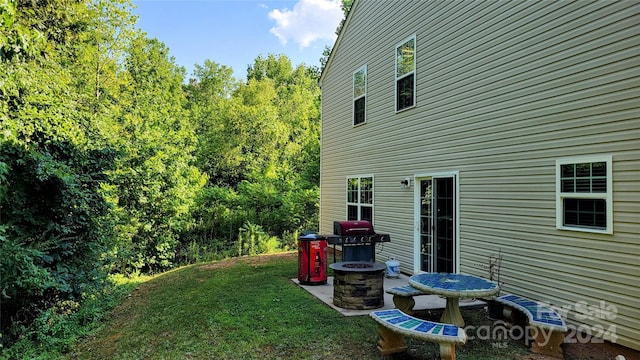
[319, 0, 639, 351]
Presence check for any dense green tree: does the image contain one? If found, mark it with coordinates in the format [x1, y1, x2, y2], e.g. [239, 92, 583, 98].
[72, 0, 137, 120]
[0, 0, 45, 61]
[106, 34, 206, 273]
[0, 0, 117, 346]
[1, 0, 323, 353]
[0, 140, 115, 340]
[184, 60, 240, 186]
[185, 54, 320, 254]
[243, 54, 320, 188]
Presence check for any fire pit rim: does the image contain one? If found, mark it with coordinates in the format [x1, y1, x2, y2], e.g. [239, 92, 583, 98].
[329, 261, 386, 272]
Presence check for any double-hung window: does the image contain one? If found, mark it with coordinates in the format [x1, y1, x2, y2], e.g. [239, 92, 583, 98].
[556, 156, 613, 234]
[395, 35, 416, 112]
[347, 176, 373, 222]
[353, 66, 367, 126]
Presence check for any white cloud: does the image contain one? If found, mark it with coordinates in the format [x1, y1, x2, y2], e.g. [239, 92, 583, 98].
[268, 0, 343, 48]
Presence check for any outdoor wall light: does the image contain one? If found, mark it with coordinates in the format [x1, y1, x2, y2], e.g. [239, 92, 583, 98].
[400, 177, 411, 189]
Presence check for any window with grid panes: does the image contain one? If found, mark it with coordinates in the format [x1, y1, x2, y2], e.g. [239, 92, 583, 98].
[556, 156, 612, 233]
[347, 176, 373, 222]
[353, 66, 366, 126]
[395, 35, 415, 112]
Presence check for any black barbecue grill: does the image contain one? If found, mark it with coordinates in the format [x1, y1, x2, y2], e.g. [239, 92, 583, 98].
[327, 220, 390, 262]
[326, 220, 391, 310]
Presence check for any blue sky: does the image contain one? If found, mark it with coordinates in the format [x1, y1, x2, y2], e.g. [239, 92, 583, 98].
[132, 0, 344, 80]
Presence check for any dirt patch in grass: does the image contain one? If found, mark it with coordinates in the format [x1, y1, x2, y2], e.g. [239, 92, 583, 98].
[198, 251, 297, 270]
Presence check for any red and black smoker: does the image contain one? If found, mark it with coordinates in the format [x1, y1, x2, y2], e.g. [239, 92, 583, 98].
[297, 233, 327, 285]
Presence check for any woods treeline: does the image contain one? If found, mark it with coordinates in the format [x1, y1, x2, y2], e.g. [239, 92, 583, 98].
[0, 0, 325, 354]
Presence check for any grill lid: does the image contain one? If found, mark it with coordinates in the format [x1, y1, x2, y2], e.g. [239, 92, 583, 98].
[333, 220, 375, 235]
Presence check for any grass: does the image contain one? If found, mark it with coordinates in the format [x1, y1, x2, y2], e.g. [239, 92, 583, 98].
[64, 253, 536, 359]
[67, 253, 376, 359]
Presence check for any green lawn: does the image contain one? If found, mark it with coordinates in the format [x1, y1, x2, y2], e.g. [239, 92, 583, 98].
[66, 252, 532, 360]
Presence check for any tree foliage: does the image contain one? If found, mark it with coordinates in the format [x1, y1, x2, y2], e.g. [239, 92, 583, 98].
[1, 0, 119, 348]
[104, 34, 206, 273]
[0, 140, 115, 337]
[185, 54, 320, 257]
[1, 0, 321, 354]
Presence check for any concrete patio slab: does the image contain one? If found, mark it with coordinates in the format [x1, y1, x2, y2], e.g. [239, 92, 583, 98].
[292, 274, 486, 316]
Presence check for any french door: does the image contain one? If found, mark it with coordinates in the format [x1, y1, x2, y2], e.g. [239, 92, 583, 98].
[414, 174, 458, 273]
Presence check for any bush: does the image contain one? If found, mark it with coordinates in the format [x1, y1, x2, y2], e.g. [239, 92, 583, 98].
[237, 222, 280, 256]
[0, 275, 144, 360]
[0, 140, 114, 349]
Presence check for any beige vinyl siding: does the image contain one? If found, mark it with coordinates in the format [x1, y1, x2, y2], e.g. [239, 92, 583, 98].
[321, 0, 640, 350]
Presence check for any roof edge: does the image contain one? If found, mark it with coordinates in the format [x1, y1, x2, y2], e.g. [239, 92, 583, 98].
[319, 0, 359, 87]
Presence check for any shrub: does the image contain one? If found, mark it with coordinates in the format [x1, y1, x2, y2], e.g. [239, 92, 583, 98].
[237, 222, 280, 256]
[0, 140, 114, 349]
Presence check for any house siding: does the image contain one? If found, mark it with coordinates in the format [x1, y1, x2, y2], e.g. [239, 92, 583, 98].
[320, 0, 640, 351]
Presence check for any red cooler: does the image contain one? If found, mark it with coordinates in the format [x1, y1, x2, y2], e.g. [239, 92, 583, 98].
[298, 233, 327, 285]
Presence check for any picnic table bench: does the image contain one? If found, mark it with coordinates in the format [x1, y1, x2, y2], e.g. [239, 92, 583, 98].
[370, 308, 466, 360]
[496, 294, 568, 358]
[385, 285, 424, 315]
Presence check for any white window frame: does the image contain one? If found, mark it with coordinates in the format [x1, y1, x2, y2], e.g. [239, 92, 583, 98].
[395, 34, 416, 112]
[346, 175, 374, 222]
[353, 65, 367, 126]
[555, 155, 613, 234]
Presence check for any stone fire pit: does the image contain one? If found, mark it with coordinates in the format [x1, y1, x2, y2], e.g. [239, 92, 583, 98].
[329, 261, 386, 310]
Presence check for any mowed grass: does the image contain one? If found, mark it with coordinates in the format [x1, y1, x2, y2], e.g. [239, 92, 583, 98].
[67, 253, 379, 359]
[67, 252, 532, 360]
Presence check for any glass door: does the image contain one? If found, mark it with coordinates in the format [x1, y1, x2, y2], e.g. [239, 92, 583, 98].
[419, 179, 434, 272]
[434, 177, 455, 273]
[417, 175, 457, 273]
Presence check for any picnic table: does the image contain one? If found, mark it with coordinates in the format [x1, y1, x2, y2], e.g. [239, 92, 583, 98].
[409, 273, 499, 327]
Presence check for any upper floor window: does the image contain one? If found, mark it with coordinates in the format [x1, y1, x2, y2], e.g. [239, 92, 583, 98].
[353, 66, 367, 126]
[347, 175, 373, 222]
[395, 35, 416, 112]
[556, 156, 612, 234]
